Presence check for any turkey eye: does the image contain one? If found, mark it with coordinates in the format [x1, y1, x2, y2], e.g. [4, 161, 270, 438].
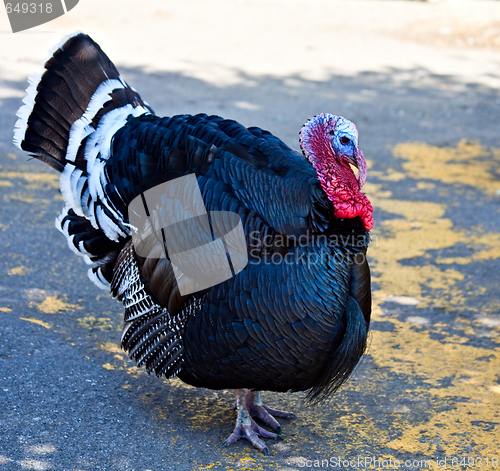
[340, 136, 351, 145]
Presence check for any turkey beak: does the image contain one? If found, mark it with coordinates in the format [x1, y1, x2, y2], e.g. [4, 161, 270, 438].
[342, 147, 367, 189]
[344, 154, 359, 180]
[353, 146, 367, 189]
[343, 154, 357, 168]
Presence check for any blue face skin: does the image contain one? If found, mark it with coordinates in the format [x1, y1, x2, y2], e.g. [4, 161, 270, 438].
[331, 132, 357, 164]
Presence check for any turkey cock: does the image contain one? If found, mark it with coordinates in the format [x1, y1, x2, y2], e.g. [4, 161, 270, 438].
[14, 33, 373, 454]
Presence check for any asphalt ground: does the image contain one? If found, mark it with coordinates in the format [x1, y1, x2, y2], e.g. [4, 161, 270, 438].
[0, 1, 499, 470]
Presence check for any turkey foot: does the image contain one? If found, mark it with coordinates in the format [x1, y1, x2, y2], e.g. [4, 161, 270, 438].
[245, 390, 294, 434]
[221, 389, 292, 454]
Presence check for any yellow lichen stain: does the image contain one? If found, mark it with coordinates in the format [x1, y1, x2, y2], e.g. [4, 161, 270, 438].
[235, 456, 258, 469]
[367, 186, 465, 307]
[370, 168, 407, 182]
[7, 153, 17, 160]
[77, 316, 113, 331]
[221, 453, 274, 471]
[368, 304, 500, 457]
[393, 140, 500, 195]
[33, 296, 81, 314]
[167, 376, 196, 391]
[0, 307, 12, 312]
[365, 180, 500, 309]
[197, 462, 223, 470]
[98, 341, 123, 354]
[186, 392, 232, 431]
[8, 266, 26, 276]
[0, 171, 58, 207]
[96, 342, 141, 376]
[102, 363, 115, 370]
[125, 366, 142, 377]
[20, 317, 50, 329]
[3, 194, 49, 204]
[155, 408, 167, 421]
[0, 171, 59, 189]
[364, 141, 500, 310]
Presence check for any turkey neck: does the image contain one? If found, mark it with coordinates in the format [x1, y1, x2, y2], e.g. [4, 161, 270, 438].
[306, 148, 372, 232]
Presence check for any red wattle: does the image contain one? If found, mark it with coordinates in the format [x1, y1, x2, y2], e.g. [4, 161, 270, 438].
[331, 192, 374, 231]
[319, 164, 374, 231]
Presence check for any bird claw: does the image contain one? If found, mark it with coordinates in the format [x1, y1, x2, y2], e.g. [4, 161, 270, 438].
[262, 404, 296, 420]
[222, 389, 293, 454]
[222, 417, 276, 454]
[248, 401, 282, 433]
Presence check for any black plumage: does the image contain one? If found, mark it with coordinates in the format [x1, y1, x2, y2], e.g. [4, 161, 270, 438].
[14, 33, 372, 454]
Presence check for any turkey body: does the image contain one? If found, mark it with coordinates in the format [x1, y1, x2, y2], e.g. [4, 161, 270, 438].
[108, 113, 371, 396]
[14, 33, 372, 452]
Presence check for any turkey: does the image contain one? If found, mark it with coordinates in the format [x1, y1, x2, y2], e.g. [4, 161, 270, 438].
[14, 33, 373, 454]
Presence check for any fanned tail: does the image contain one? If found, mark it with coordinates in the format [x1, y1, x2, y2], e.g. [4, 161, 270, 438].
[14, 32, 153, 288]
